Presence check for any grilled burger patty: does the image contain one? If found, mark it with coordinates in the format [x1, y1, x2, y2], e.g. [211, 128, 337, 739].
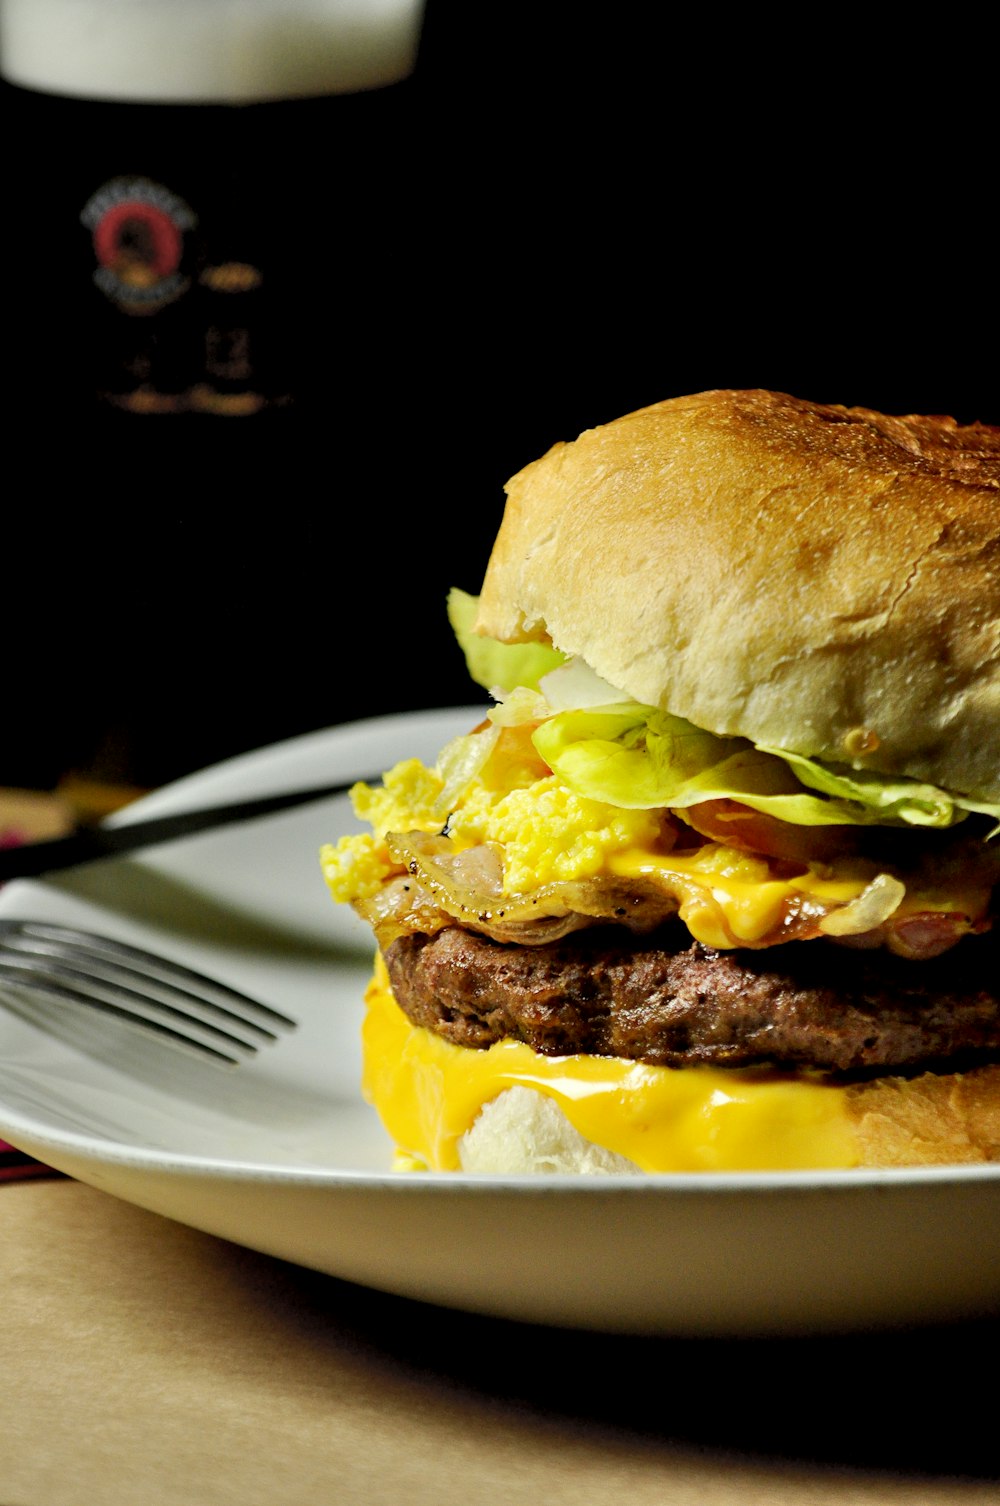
[382, 923, 1000, 1075]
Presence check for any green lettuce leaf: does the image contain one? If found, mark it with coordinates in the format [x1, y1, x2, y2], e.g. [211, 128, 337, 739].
[447, 588, 566, 693]
[760, 746, 1000, 829]
[532, 706, 990, 829]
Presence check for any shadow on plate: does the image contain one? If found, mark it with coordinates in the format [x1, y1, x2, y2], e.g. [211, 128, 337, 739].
[46, 858, 369, 960]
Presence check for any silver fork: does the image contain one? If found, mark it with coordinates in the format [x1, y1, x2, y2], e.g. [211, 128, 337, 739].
[0, 919, 296, 1066]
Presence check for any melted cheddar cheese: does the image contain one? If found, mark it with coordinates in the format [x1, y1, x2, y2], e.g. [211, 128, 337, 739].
[606, 846, 984, 948]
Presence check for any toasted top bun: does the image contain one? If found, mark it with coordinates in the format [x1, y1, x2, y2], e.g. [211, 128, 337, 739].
[476, 389, 1000, 802]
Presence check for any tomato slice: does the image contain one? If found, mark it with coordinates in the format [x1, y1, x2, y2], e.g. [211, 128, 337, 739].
[682, 798, 858, 866]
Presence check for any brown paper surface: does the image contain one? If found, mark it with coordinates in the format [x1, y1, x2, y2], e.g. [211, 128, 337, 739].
[0, 1181, 997, 1506]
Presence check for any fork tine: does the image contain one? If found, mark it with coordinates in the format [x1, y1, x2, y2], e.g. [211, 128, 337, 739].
[0, 920, 296, 1066]
[0, 954, 263, 1061]
[0, 966, 251, 1065]
[3, 922, 296, 1032]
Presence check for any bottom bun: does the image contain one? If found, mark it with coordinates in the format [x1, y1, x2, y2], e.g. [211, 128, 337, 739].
[361, 958, 1000, 1173]
[845, 1069, 1000, 1168]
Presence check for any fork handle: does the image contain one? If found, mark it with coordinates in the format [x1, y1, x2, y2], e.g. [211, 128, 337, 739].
[0, 780, 373, 881]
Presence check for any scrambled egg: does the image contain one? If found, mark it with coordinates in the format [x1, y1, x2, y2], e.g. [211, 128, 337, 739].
[469, 778, 660, 891]
[320, 725, 663, 904]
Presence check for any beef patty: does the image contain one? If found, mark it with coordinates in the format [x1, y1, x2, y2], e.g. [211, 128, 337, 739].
[382, 923, 1000, 1075]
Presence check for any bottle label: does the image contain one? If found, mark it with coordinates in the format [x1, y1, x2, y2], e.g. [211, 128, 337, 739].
[4, 82, 411, 424]
[78, 154, 278, 416]
[82, 175, 195, 314]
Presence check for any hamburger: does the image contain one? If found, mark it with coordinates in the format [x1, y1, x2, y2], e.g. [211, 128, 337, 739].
[321, 388, 1000, 1174]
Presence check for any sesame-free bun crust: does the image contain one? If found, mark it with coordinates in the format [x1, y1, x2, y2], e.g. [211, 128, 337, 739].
[476, 390, 1000, 801]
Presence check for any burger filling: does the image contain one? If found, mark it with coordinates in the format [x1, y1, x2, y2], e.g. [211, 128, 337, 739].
[320, 597, 1000, 1170]
[324, 708, 999, 964]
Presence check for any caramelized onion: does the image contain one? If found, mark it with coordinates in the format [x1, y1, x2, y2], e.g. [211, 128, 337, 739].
[364, 831, 682, 948]
[817, 874, 906, 936]
[354, 831, 991, 959]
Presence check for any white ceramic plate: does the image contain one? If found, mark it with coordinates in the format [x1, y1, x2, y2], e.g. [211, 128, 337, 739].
[2, 706, 1000, 1338]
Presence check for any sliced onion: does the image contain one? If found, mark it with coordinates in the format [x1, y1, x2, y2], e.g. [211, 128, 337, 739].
[817, 873, 906, 936]
[376, 831, 681, 946]
[354, 873, 448, 945]
[538, 657, 630, 709]
[434, 725, 500, 815]
[359, 834, 982, 959]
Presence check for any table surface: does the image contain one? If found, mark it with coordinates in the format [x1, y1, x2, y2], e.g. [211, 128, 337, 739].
[4, 1177, 1000, 1506]
[2, 788, 998, 1505]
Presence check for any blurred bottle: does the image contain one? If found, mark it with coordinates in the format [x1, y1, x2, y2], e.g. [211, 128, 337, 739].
[0, 0, 426, 443]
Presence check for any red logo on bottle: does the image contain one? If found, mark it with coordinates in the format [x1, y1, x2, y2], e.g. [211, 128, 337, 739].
[81, 176, 196, 313]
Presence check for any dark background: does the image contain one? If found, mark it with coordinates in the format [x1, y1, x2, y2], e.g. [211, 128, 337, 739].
[3, 2, 996, 795]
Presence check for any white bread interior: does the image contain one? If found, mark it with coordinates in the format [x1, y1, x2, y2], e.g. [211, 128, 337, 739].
[458, 1086, 641, 1174]
[475, 389, 1000, 802]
